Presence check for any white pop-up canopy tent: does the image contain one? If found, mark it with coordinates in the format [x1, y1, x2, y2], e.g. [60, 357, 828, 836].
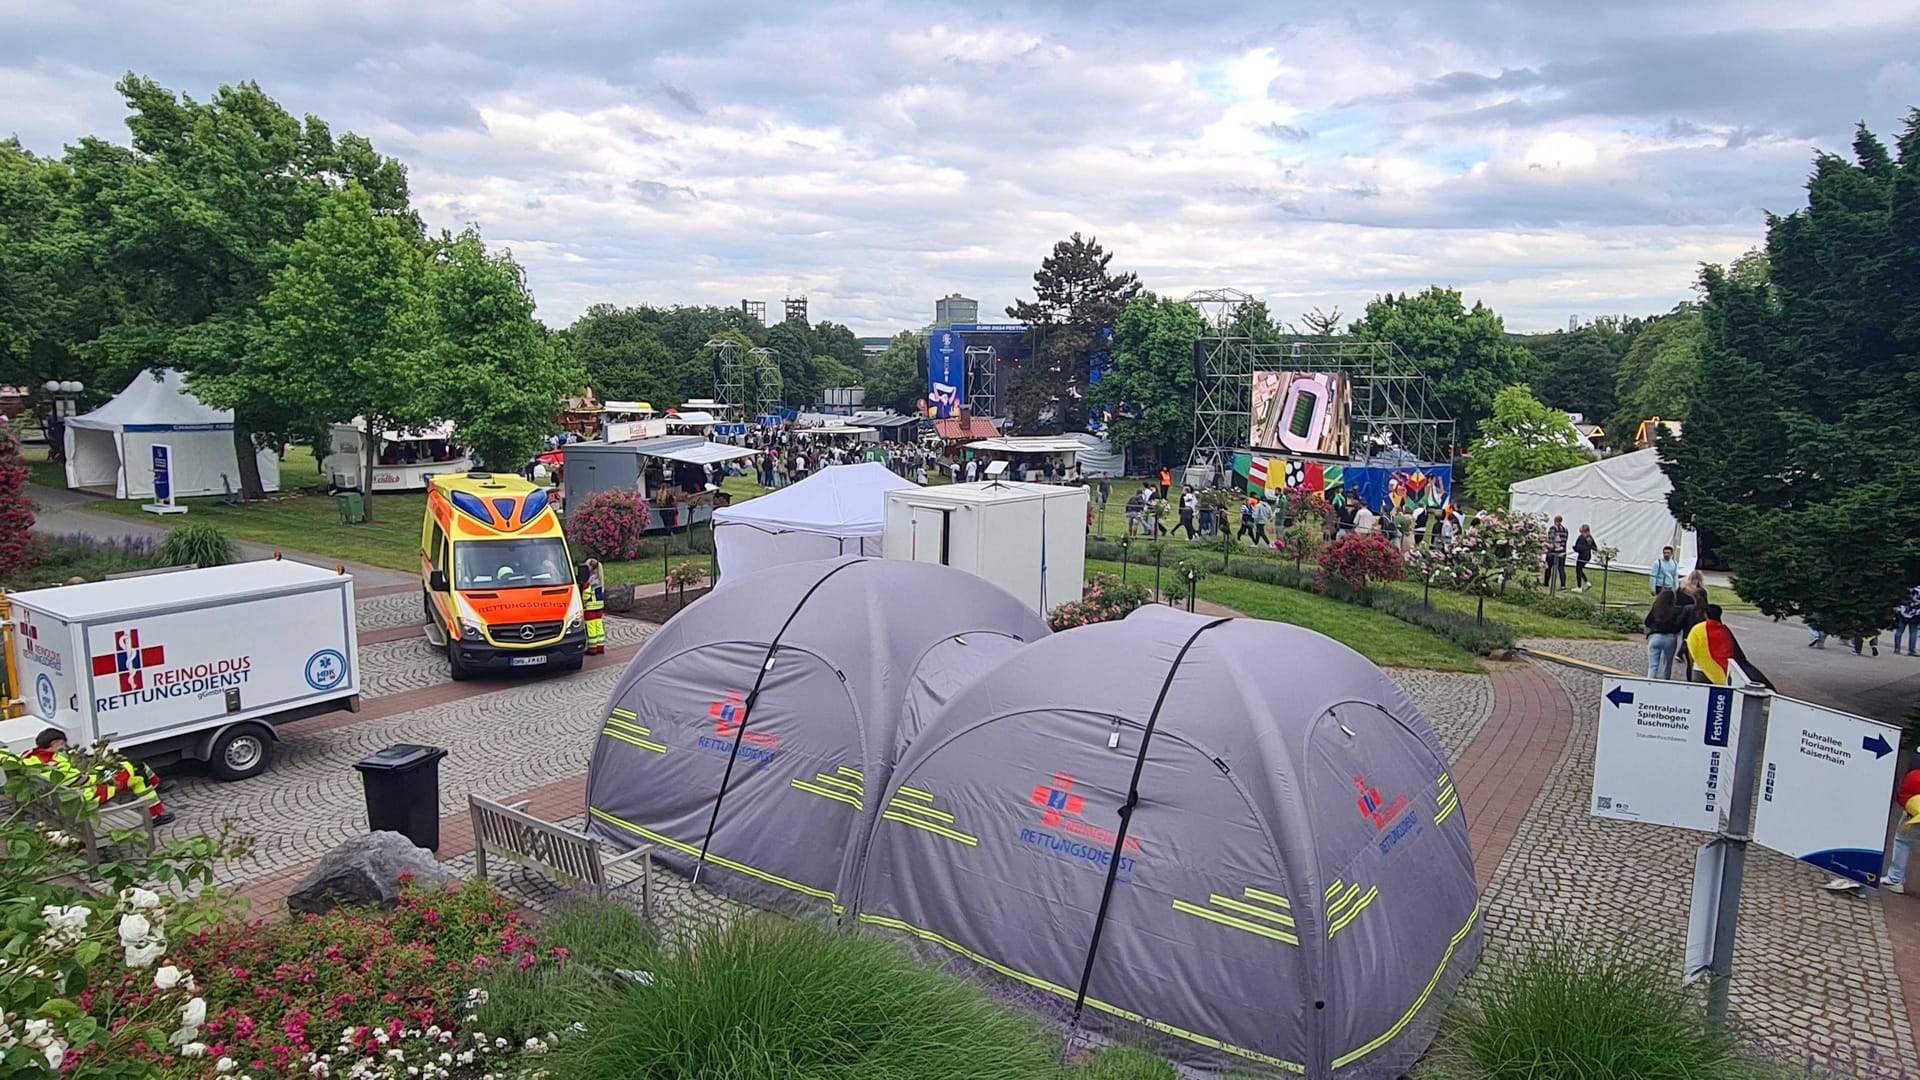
[711, 462, 916, 580]
[1509, 448, 1696, 573]
[64, 369, 280, 500]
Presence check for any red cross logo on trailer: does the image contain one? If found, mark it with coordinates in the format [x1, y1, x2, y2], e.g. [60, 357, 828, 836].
[1031, 772, 1086, 827]
[92, 630, 164, 693]
[709, 691, 748, 735]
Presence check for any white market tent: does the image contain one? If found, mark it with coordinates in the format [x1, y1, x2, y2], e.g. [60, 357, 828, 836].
[711, 462, 916, 580]
[1509, 448, 1696, 573]
[63, 369, 280, 500]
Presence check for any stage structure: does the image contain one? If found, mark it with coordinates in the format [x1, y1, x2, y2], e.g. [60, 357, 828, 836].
[964, 345, 999, 419]
[708, 338, 784, 417]
[742, 299, 767, 322]
[1186, 289, 1454, 482]
[784, 296, 809, 324]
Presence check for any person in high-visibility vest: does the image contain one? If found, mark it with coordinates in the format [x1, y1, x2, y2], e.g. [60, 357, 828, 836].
[582, 558, 606, 655]
[23, 729, 174, 825]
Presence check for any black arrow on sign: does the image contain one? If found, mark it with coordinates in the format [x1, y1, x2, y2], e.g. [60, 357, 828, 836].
[1864, 734, 1894, 759]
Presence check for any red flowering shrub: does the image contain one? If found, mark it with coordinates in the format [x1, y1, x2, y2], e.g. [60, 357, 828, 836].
[1047, 573, 1151, 631]
[1319, 532, 1406, 594]
[567, 489, 653, 562]
[0, 429, 35, 579]
[84, 883, 562, 1077]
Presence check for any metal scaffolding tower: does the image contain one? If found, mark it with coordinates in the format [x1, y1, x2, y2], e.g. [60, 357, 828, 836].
[748, 347, 782, 415]
[783, 296, 808, 324]
[742, 299, 767, 323]
[706, 337, 745, 415]
[709, 337, 784, 417]
[964, 344, 999, 419]
[1184, 290, 1455, 482]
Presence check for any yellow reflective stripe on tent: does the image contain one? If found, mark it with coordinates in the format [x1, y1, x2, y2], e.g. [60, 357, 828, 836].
[791, 779, 862, 810]
[895, 786, 936, 801]
[604, 716, 653, 737]
[1244, 887, 1291, 909]
[1325, 879, 1343, 900]
[588, 807, 835, 902]
[1327, 887, 1379, 938]
[600, 728, 668, 754]
[610, 707, 637, 721]
[1333, 905, 1481, 1069]
[1434, 788, 1460, 825]
[1206, 893, 1297, 928]
[880, 810, 978, 846]
[856, 913, 1305, 1073]
[1173, 899, 1301, 945]
[812, 772, 864, 796]
[838, 766, 864, 780]
[1327, 882, 1363, 916]
[886, 799, 956, 823]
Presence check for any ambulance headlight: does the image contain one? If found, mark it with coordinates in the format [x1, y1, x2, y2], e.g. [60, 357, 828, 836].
[568, 615, 584, 634]
[460, 620, 486, 642]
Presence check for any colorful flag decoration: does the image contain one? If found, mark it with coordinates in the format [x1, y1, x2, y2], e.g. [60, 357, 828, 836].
[1248, 456, 1268, 493]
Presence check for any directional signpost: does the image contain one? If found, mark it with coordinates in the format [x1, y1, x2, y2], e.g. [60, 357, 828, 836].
[1752, 697, 1900, 886]
[1592, 677, 1738, 832]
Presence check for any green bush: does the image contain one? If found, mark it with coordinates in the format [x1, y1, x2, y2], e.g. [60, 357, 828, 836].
[1438, 942, 1743, 1080]
[1370, 590, 1517, 654]
[548, 917, 1066, 1080]
[160, 522, 236, 567]
[474, 896, 660, 1045]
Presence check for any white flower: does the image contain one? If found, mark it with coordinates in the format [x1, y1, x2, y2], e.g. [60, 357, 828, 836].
[218, 1058, 237, 1073]
[39, 905, 91, 938]
[387, 1049, 406, 1062]
[45, 830, 76, 848]
[125, 940, 167, 968]
[437, 1054, 452, 1067]
[154, 965, 184, 990]
[22, 1018, 52, 1045]
[42, 1040, 67, 1070]
[117, 912, 153, 947]
[181, 1042, 209, 1058]
[121, 887, 161, 910]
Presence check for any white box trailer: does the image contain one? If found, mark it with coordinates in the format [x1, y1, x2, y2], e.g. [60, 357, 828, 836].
[882, 480, 1087, 615]
[4, 560, 361, 780]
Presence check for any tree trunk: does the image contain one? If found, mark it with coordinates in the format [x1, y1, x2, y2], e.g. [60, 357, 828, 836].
[360, 417, 380, 524]
[232, 423, 265, 500]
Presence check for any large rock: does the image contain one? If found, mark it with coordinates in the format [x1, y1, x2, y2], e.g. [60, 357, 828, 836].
[286, 831, 452, 915]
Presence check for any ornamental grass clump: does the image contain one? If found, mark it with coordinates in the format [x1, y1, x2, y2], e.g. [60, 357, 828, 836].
[548, 917, 1066, 1080]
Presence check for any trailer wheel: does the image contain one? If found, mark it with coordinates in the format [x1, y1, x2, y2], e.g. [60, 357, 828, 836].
[209, 725, 273, 782]
[448, 641, 471, 681]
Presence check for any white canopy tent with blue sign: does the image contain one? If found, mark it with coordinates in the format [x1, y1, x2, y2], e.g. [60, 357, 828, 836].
[62, 369, 281, 499]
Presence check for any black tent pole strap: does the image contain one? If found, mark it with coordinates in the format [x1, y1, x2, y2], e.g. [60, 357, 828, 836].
[1071, 617, 1231, 1023]
[691, 558, 864, 887]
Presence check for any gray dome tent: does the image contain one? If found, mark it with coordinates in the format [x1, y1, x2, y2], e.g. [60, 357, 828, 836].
[853, 604, 1480, 1079]
[585, 556, 1049, 913]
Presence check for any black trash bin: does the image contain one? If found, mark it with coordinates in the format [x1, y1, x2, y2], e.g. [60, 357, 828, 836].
[353, 744, 449, 851]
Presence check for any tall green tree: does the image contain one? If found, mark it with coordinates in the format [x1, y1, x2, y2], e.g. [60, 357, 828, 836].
[765, 319, 818, 405]
[1665, 114, 1920, 637]
[1349, 287, 1533, 438]
[1522, 317, 1636, 423]
[560, 305, 680, 405]
[424, 228, 581, 472]
[812, 321, 863, 372]
[1006, 232, 1141, 431]
[861, 332, 925, 415]
[1092, 295, 1201, 464]
[224, 183, 434, 521]
[1463, 384, 1589, 510]
[1609, 305, 1703, 441]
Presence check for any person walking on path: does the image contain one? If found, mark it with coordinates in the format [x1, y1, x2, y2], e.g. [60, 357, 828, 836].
[1853, 632, 1881, 657]
[1238, 498, 1256, 542]
[1687, 604, 1773, 689]
[1644, 589, 1685, 680]
[1572, 524, 1597, 591]
[1650, 546, 1679, 595]
[1825, 766, 1920, 895]
[1543, 515, 1569, 590]
[1252, 498, 1273, 546]
[1097, 477, 1111, 512]
[1159, 467, 1172, 498]
[1353, 502, 1377, 536]
[1896, 586, 1920, 655]
[1177, 487, 1199, 539]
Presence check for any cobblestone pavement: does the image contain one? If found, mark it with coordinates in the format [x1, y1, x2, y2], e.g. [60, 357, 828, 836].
[356, 589, 430, 635]
[1389, 669, 1493, 760]
[1493, 640, 1916, 1070]
[357, 618, 654, 699]
[171, 623, 656, 889]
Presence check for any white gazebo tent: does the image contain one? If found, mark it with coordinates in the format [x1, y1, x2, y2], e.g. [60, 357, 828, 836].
[63, 369, 281, 500]
[1509, 448, 1696, 573]
[711, 462, 916, 580]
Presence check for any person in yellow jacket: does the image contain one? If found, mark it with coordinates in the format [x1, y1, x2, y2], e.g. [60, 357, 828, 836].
[582, 558, 606, 655]
[15, 728, 174, 825]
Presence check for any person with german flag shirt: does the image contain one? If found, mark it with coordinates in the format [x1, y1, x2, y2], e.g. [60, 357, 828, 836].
[1685, 604, 1773, 690]
[21, 728, 174, 826]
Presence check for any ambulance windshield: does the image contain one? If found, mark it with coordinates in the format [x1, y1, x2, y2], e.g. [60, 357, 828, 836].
[454, 538, 571, 590]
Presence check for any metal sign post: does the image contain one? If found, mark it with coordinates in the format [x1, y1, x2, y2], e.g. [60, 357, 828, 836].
[142, 443, 188, 515]
[1705, 689, 1768, 1024]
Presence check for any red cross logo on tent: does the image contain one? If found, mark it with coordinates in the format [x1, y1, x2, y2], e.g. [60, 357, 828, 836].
[92, 629, 164, 693]
[1031, 772, 1085, 827]
[709, 691, 748, 735]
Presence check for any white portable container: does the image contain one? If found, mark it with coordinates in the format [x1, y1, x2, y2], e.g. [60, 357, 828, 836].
[882, 481, 1088, 614]
[5, 560, 361, 780]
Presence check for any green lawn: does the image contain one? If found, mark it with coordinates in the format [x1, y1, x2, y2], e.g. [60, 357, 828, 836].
[69, 443, 770, 580]
[1380, 581, 1625, 640]
[1086, 559, 1480, 672]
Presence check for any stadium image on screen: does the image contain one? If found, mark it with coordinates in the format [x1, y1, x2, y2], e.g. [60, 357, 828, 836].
[1250, 371, 1351, 456]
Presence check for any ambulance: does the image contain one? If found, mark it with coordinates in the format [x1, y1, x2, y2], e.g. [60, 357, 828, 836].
[421, 472, 587, 680]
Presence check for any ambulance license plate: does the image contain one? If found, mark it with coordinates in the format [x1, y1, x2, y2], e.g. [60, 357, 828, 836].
[510, 655, 548, 667]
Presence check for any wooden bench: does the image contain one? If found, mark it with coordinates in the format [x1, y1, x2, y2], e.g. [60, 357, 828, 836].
[468, 795, 652, 915]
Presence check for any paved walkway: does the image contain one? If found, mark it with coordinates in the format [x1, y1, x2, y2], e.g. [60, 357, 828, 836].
[28, 482, 413, 589]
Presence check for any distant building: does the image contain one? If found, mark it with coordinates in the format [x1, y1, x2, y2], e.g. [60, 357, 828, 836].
[935, 293, 978, 327]
[858, 336, 891, 358]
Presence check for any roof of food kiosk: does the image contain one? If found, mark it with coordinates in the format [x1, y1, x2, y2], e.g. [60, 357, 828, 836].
[627, 435, 759, 465]
[965, 436, 1085, 455]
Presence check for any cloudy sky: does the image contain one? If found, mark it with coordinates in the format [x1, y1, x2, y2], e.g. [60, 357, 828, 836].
[6, 1, 1918, 335]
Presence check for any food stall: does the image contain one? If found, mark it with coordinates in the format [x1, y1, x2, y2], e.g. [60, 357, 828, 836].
[962, 436, 1084, 483]
[560, 435, 759, 532]
[324, 419, 472, 492]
